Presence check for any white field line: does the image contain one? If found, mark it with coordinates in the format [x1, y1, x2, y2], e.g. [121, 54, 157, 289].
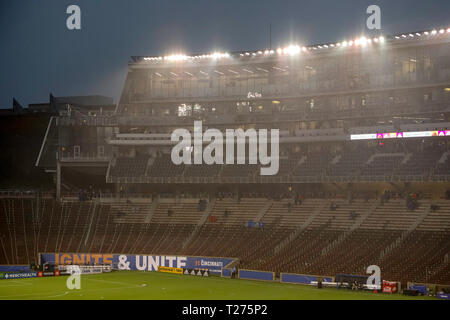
[84, 277, 143, 288]
[0, 285, 141, 299]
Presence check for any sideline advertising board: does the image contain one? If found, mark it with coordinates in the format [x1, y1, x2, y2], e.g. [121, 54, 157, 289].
[40, 253, 236, 275]
[238, 269, 274, 282]
[157, 266, 183, 274]
[280, 273, 334, 285]
[0, 272, 38, 280]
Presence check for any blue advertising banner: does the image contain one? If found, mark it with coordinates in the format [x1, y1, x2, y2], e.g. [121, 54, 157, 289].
[221, 268, 232, 278]
[239, 269, 274, 281]
[0, 272, 38, 280]
[410, 285, 427, 295]
[40, 253, 236, 274]
[280, 273, 333, 285]
[185, 257, 234, 274]
[0, 265, 32, 273]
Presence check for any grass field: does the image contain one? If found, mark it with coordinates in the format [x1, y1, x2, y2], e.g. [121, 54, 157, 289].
[0, 271, 435, 300]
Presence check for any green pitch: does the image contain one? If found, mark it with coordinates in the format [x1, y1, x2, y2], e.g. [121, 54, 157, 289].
[0, 271, 435, 300]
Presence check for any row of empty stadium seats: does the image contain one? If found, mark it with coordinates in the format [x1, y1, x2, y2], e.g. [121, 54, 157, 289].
[1, 197, 449, 284]
[108, 148, 449, 179]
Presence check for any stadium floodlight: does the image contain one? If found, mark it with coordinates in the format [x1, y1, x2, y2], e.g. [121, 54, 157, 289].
[138, 26, 449, 64]
[283, 45, 301, 55]
[359, 37, 368, 46]
[272, 66, 286, 71]
[207, 52, 229, 59]
[165, 54, 189, 61]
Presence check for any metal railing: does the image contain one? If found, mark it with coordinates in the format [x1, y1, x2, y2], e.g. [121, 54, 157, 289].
[59, 152, 111, 162]
[106, 173, 450, 184]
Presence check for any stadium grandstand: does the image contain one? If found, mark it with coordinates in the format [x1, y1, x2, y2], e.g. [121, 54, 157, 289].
[1, 26, 450, 296]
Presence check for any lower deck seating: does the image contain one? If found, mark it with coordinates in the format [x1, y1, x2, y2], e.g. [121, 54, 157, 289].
[1, 197, 449, 285]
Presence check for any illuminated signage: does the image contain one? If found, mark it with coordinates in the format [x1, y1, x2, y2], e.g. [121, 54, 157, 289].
[351, 130, 449, 141]
[247, 92, 262, 99]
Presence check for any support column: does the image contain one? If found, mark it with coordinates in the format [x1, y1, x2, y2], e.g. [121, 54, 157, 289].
[56, 160, 61, 201]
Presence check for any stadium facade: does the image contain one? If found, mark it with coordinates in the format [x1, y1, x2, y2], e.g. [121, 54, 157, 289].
[1, 27, 449, 287]
[36, 27, 450, 198]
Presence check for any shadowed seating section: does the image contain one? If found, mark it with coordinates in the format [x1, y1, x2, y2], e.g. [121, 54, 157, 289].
[110, 155, 149, 177]
[147, 154, 185, 177]
[1, 197, 449, 284]
[107, 147, 449, 181]
[361, 154, 406, 177]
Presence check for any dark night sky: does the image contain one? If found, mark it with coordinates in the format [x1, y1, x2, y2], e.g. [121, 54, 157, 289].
[0, 0, 449, 107]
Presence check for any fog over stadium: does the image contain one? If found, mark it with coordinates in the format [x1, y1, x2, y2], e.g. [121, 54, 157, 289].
[1, 0, 450, 108]
[0, 0, 449, 306]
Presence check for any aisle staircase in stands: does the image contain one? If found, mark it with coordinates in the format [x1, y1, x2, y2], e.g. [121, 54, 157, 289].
[182, 198, 217, 249]
[274, 200, 328, 254]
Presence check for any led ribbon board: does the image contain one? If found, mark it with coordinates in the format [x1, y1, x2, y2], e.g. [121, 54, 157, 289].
[350, 130, 449, 141]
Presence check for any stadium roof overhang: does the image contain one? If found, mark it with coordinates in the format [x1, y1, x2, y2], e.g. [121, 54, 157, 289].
[130, 26, 450, 69]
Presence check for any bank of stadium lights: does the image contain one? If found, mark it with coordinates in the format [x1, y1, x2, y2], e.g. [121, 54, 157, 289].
[241, 49, 275, 57]
[143, 52, 230, 62]
[141, 26, 448, 63]
[392, 27, 450, 41]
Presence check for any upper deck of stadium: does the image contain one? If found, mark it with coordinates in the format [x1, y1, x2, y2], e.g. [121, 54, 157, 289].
[115, 26, 450, 110]
[130, 26, 450, 66]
